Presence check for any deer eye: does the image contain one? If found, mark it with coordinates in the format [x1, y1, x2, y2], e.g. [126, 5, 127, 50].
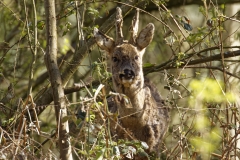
[134, 56, 139, 60]
[112, 57, 118, 62]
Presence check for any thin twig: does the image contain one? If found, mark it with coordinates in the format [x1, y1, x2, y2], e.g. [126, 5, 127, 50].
[14, 118, 26, 158]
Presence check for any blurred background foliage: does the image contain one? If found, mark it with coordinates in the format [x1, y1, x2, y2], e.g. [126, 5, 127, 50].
[1, 0, 240, 159]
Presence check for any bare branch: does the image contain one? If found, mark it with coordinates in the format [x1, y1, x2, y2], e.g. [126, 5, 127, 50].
[23, 0, 38, 95]
[144, 49, 240, 74]
[187, 50, 240, 66]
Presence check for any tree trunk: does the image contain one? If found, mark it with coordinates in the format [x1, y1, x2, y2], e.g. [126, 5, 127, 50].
[44, 0, 72, 159]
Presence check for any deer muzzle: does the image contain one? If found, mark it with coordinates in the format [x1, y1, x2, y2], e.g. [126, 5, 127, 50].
[119, 69, 135, 86]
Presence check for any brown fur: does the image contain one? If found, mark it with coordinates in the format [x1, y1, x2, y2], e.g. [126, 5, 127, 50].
[94, 7, 169, 157]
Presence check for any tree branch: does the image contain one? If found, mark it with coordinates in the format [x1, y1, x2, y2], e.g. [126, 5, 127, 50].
[144, 49, 240, 74]
[44, 0, 72, 159]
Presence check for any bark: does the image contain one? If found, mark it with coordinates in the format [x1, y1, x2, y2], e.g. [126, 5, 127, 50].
[44, 0, 72, 159]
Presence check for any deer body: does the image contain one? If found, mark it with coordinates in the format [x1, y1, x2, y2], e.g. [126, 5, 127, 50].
[94, 7, 169, 154]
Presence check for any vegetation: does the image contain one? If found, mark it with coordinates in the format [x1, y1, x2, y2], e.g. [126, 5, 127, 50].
[0, 0, 240, 159]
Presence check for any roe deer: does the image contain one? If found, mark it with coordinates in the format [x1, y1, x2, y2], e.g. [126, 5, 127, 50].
[94, 7, 169, 156]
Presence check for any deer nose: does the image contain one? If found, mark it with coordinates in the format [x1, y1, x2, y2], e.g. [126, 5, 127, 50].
[119, 69, 135, 79]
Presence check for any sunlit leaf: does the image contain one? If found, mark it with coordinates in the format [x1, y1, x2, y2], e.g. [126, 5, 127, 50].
[141, 141, 149, 150]
[96, 147, 106, 160]
[195, 115, 210, 130]
[113, 146, 120, 157]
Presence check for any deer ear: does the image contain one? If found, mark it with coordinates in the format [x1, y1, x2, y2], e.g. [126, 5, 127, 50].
[93, 27, 115, 54]
[136, 23, 155, 50]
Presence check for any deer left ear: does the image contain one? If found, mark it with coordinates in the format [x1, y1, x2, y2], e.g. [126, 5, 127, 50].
[136, 23, 155, 50]
[93, 27, 115, 54]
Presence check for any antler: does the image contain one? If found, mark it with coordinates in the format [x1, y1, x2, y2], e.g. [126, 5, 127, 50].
[129, 9, 139, 45]
[115, 7, 124, 45]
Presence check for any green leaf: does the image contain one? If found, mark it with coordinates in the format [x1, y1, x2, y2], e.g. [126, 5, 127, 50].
[37, 21, 45, 30]
[96, 147, 106, 160]
[199, 6, 206, 17]
[78, 150, 87, 155]
[62, 30, 68, 36]
[113, 146, 120, 157]
[87, 7, 100, 17]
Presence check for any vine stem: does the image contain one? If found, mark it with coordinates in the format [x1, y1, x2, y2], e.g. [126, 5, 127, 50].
[218, 12, 229, 158]
[23, 0, 37, 96]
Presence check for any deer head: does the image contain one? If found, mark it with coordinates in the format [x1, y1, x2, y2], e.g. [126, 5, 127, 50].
[94, 7, 154, 96]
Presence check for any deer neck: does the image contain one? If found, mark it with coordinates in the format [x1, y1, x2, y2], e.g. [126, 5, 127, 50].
[114, 76, 145, 111]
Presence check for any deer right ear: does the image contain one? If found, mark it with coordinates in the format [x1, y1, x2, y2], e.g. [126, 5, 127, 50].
[93, 28, 115, 54]
[136, 23, 155, 50]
